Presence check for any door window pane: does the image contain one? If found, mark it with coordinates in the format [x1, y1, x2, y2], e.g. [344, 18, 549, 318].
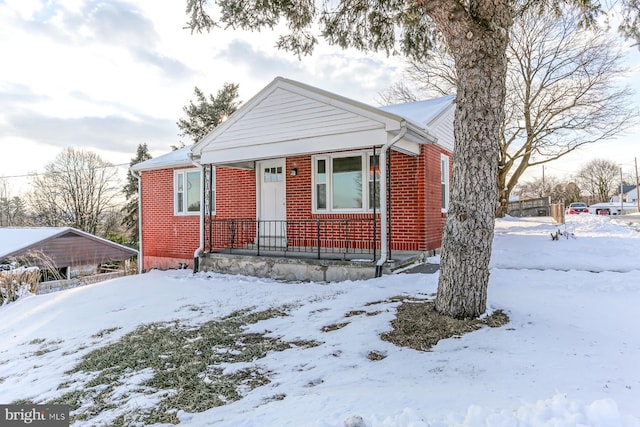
[264, 166, 284, 183]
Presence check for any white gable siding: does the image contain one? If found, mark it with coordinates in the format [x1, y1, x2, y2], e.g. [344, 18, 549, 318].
[427, 107, 455, 152]
[210, 88, 383, 149]
[194, 78, 442, 165]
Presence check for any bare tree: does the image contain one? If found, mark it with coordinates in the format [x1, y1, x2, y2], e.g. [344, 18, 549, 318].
[380, 8, 638, 217]
[563, 182, 582, 204]
[28, 148, 121, 236]
[498, 10, 638, 216]
[515, 176, 581, 204]
[378, 40, 456, 105]
[101, 208, 128, 242]
[515, 175, 561, 200]
[575, 159, 622, 203]
[0, 179, 29, 227]
[187, 0, 640, 318]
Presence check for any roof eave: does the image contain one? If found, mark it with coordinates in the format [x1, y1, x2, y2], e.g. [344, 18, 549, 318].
[404, 122, 438, 145]
[131, 159, 193, 172]
[1, 228, 138, 261]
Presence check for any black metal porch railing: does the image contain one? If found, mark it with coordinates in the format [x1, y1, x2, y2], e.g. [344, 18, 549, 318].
[206, 218, 379, 260]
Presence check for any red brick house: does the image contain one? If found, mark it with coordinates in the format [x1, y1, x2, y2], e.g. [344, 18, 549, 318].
[133, 77, 454, 280]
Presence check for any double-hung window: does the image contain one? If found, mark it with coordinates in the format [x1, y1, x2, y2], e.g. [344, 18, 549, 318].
[175, 169, 201, 215]
[312, 152, 380, 213]
[440, 154, 450, 212]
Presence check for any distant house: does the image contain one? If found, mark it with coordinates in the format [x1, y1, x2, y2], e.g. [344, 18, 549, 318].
[133, 77, 455, 280]
[610, 185, 638, 203]
[627, 186, 638, 203]
[0, 227, 138, 281]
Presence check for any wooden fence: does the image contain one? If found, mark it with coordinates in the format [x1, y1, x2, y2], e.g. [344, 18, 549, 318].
[37, 271, 128, 294]
[507, 197, 551, 217]
[550, 204, 565, 224]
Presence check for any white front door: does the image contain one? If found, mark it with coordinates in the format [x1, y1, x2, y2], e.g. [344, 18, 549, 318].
[258, 158, 286, 246]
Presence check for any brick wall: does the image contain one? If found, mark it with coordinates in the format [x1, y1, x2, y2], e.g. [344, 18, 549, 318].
[214, 167, 256, 219]
[140, 168, 200, 270]
[284, 150, 449, 252]
[387, 150, 425, 251]
[204, 167, 257, 251]
[422, 145, 451, 251]
[141, 146, 451, 269]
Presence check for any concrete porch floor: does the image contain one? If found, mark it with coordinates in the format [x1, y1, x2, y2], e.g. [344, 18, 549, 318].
[199, 249, 427, 282]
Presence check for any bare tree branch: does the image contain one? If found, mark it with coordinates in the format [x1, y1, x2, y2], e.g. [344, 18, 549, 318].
[575, 158, 624, 202]
[28, 148, 122, 236]
[380, 7, 639, 216]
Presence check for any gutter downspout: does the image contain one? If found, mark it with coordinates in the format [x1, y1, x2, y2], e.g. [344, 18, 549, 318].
[131, 169, 143, 274]
[190, 155, 205, 273]
[375, 122, 407, 277]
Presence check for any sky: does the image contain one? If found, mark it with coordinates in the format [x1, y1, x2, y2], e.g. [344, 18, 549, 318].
[0, 0, 639, 195]
[1, 213, 640, 426]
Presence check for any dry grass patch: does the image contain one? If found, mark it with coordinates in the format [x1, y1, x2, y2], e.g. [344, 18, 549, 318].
[46, 307, 318, 425]
[382, 300, 509, 352]
[0, 267, 39, 304]
[345, 310, 381, 317]
[367, 350, 387, 361]
[321, 322, 349, 332]
[90, 327, 121, 339]
[345, 310, 367, 317]
[365, 295, 407, 307]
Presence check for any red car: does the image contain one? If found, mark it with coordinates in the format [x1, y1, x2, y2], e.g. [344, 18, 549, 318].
[566, 202, 589, 214]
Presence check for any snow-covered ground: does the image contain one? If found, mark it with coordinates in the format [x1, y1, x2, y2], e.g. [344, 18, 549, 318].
[1, 214, 640, 427]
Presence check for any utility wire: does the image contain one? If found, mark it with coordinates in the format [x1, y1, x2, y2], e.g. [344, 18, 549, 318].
[0, 163, 130, 179]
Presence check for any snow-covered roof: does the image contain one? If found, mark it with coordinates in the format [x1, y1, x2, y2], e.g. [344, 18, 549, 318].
[0, 227, 70, 259]
[0, 227, 137, 260]
[131, 146, 193, 172]
[380, 94, 456, 127]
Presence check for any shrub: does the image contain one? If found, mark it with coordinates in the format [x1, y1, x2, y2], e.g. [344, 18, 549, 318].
[0, 266, 39, 305]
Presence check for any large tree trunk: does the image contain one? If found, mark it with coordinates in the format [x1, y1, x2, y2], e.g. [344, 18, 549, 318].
[431, 3, 512, 318]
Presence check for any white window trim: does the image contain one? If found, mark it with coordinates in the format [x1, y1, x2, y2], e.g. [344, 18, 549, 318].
[311, 150, 380, 214]
[206, 166, 216, 215]
[441, 154, 450, 213]
[212, 166, 216, 214]
[174, 168, 202, 216]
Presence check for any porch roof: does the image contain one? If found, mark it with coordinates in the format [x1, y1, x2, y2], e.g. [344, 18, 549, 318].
[191, 77, 448, 167]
